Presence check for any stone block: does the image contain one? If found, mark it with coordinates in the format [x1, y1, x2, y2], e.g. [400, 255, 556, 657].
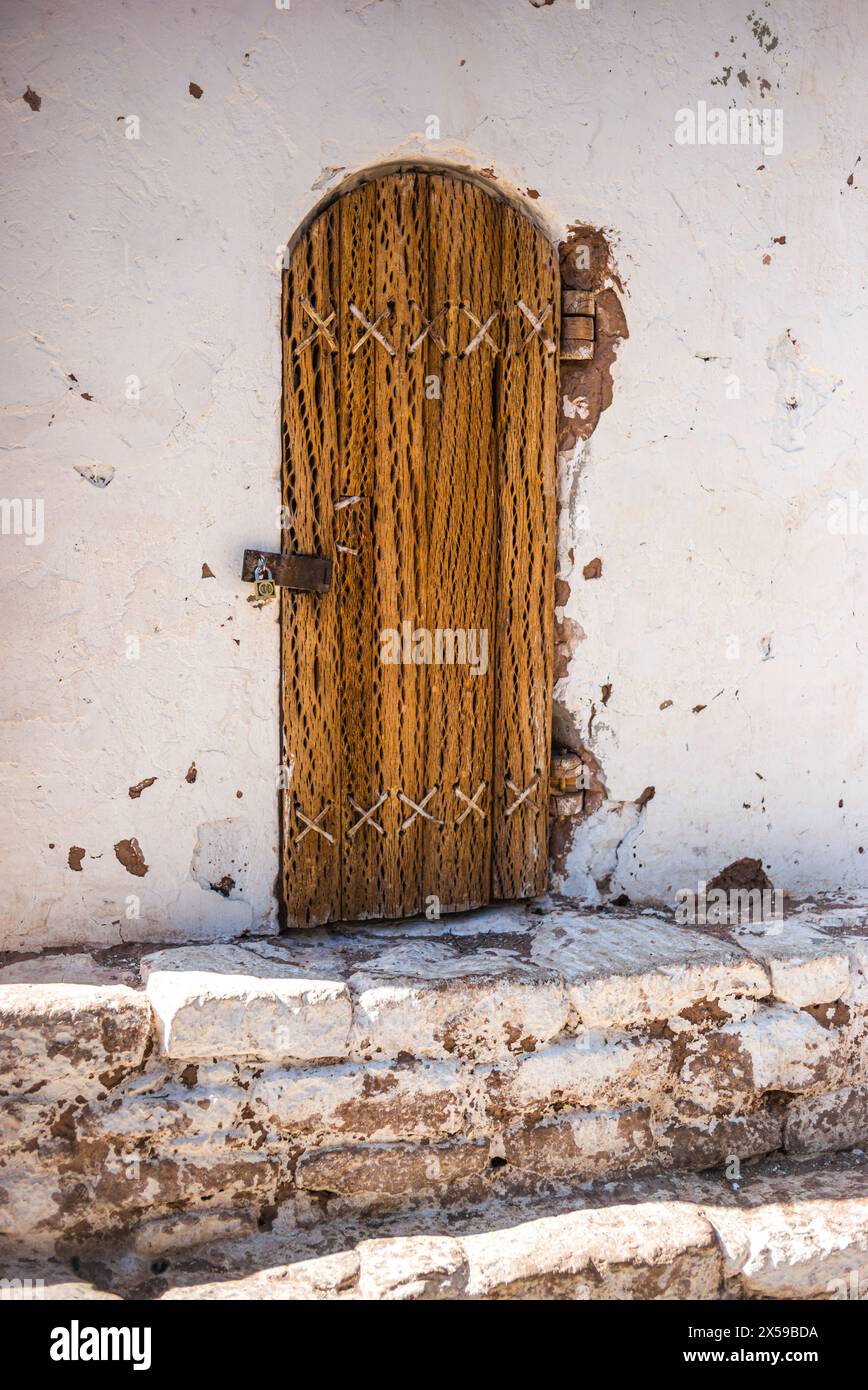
[161, 1250, 361, 1301]
[462, 1201, 721, 1299]
[656, 1110, 783, 1171]
[250, 1059, 477, 1143]
[483, 1032, 670, 1117]
[295, 1139, 489, 1197]
[145, 967, 351, 1062]
[350, 966, 568, 1063]
[357, 1236, 468, 1299]
[502, 1106, 654, 1180]
[705, 1170, 868, 1298]
[785, 1084, 868, 1156]
[680, 1005, 840, 1106]
[733, 922, 851, 1007]
[0, 984, 152, 1098]
[531, 912, 768, 1028]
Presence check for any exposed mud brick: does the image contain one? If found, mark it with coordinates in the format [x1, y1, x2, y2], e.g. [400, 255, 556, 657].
[802, 999, 852, 1030]
[462, 1201, 720, 1300]
[707, 858, 772, 894]
[349, 966, 568, 1062]
[502, 1106, 653, 1180]
[295, 1139, 489, 1197]
[530, 913, 768, 1028]
[785, 1085, 868, 1156]
[145, 968, 351, 1061]
[680, 1006, 840, 1106]
[250, 1059, 477, 1144]
[656, 1111, 783, 1171]
[733, 922, 851, 1007]
[483, 1033, 670, 1118]
[0, 984, 152, 1098]
[357, 1235, 468, 1299]
[704, 1169, 868, 1298]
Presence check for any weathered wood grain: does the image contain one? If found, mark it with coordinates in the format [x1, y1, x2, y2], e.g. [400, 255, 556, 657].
[491, 205, 559, 899]
[281, 173, 559, 924]
[281, 206, 342, 925]
[370, 173, 428, 919]
[337, 182, 380, 920]
[422, 176, 499, 912]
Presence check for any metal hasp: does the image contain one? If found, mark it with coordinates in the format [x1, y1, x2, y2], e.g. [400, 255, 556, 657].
[241, 549, 332, 593]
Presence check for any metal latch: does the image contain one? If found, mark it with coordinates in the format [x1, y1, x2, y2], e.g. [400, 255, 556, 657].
[550, 750, 587, 793]
[241, 549, 332, 594]
[560, 290, 595, 362]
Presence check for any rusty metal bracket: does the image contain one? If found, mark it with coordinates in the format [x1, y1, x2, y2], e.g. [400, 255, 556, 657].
[560, 289, 595, 362]
[241, 549, 332, 592]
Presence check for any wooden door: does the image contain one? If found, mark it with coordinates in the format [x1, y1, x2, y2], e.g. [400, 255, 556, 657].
[280, 171, 558, 926]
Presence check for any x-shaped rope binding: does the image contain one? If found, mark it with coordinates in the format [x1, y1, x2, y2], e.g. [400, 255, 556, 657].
[295, 296, 338, 356]
[460, 305, 499, 357]
[408, 302, 449, 355]
[347, 790, 389, 837]
[516, 299, 556, 355]
[505, 778, 539, 818]
[454, 781, 487, 825]
[349, 302, 396, 357]
[294, 801, 334, 845]
[398, 786, 442, 833]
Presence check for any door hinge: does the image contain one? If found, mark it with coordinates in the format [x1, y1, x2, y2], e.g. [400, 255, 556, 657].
[549, 750, 587, 793]
[560, 289, 595, 362]
[241, 549, 332, 593]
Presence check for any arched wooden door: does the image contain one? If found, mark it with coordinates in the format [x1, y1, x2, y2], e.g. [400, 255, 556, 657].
[281, 171, 559, 926]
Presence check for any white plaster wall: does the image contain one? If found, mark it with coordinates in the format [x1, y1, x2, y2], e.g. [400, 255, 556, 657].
[1, 0, 866, 949]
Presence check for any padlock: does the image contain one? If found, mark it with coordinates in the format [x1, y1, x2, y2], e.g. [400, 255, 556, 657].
[253, 558, 276, 600]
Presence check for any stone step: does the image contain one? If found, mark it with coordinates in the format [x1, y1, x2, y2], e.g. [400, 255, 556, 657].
[8, 1152, 868, 1301]
[2, 898, 866, 1247]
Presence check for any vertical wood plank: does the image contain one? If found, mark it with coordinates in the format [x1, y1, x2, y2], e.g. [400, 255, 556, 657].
[370, 173, 428, 918]
[491, 207, 559, 899]
[336, 183, 380, 920]
[422, 176, 499, 911]
[280, 206, 342, 925]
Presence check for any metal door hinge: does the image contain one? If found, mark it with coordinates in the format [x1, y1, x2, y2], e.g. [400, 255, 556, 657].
[560, 289, 595, 362]
[549, 750, 587, 793]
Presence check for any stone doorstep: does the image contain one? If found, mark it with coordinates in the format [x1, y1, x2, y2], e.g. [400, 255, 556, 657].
[2, 901, 864, 1072]
[129, 910, 864, 1065]
[729, 920, 852, 1008]
[131, 907, 868, 1064]
[11, 1153, 867, 1300]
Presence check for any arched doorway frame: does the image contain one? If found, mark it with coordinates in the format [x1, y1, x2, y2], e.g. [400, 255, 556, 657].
[278, 161, 561, 927]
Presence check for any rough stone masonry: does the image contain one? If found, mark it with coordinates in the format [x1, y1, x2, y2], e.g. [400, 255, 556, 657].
[2, 898, 867, 1299]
